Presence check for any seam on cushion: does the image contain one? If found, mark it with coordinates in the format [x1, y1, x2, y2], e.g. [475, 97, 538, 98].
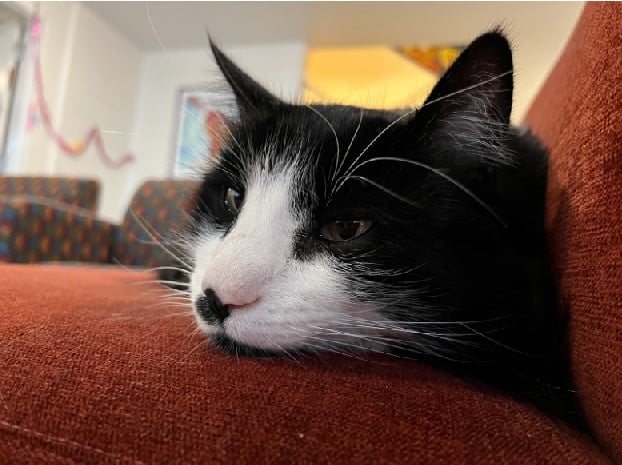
[4, 436, 81, 465]
[0, 419, 145, 465]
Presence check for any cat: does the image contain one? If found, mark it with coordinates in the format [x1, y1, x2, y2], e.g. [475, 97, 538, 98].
[161, 31, 580, 424]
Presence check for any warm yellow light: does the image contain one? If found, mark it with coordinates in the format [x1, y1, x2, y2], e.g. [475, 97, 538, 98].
[303, 46, 440, 110]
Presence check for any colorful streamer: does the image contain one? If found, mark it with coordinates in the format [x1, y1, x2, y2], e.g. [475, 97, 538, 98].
[31, 14, 135, 169]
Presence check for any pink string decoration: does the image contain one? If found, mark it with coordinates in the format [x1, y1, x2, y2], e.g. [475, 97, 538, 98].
[31, 14, 135, 169]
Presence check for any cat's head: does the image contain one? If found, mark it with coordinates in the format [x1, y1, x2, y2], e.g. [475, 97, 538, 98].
[186, 32, 549, 360]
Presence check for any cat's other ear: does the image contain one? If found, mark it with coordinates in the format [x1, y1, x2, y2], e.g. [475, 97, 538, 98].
[417, 31, 513, 129]
[209, 38, 282, 119]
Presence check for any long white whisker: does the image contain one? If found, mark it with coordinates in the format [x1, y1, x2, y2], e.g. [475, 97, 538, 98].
[145, 4, 166, 53]
[344, 175, 422, 208]
[129, 208, 193, 270]
[334, 108, 364, 180]
[305, 105, 340, 179]
[348, 156, 508, 228]
[333, 71, 513, 196]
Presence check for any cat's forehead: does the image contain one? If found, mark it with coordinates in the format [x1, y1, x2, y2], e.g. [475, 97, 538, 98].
[228, 103, 407, 173]
[240, 104, 397, 145]
[210, 103, 422, 216]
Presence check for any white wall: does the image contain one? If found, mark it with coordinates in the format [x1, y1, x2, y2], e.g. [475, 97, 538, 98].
[15, 2, 142, 222]
[0, 19, 21, 153]
[0, 21, 20, 88]
[52, 4, 142, 222]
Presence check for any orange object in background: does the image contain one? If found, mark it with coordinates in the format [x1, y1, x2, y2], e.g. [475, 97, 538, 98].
[303, 45, 462, 109]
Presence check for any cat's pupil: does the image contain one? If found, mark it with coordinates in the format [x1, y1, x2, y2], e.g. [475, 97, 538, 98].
[224, 188, 242, 214]
[336, 221, 361, 240]
[321, 219, 372, 242]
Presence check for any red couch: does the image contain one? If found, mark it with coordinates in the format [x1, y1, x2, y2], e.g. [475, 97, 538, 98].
[1, 3, 620, 464]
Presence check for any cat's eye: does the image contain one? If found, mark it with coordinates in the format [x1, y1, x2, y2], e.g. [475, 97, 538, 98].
[320, 219, 372, 242]
[224, 187, 243, 214]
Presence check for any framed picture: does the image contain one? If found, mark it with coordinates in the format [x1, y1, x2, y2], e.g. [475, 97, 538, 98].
[172, 87, 233, 177]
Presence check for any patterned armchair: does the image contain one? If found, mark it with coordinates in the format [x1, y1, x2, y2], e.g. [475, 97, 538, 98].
[111, 180, 199, 267]
[0, 176, 108, 262]
[0, 176, 199, 267]
[0, 176, 100, 210]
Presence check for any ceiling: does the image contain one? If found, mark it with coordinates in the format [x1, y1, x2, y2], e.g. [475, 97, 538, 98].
[87, 2, 584, 50]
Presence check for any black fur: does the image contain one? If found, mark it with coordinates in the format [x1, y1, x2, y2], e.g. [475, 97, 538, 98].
[176, 32, 582, 425]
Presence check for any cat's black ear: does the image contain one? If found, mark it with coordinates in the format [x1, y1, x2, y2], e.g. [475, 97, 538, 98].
[418, 31, 513, 128]
[209, 38, 282, 118]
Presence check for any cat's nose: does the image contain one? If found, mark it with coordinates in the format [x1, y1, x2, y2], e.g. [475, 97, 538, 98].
[202, 288, 229, 323]
[202, 272, 264, 308]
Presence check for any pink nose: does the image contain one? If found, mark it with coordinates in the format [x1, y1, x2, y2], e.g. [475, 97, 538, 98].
[201, 273, 265, 308]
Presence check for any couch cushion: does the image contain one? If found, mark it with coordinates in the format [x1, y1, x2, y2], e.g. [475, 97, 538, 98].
[524, 3, 622, 462]
[0, 177, 100, 211]
[113, 180, 199, 267]
[0, 264, 610, 464]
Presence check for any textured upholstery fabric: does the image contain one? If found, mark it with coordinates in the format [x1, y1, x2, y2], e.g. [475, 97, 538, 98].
[0, 200, 112, 263]
[0, 177, 102, 262]
[524, 3, 622, 462]
[0, 179, 197, 265]
[0, 264, 611, 465]
[113, 180, 198, 267]
[0, 177, 100, 210]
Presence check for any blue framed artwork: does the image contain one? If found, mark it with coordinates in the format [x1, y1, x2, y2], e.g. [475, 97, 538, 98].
[172, 88, 215, 177]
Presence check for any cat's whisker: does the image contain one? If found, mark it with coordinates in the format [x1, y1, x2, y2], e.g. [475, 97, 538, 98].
[150, 301, 191, 308]
[146, 2, 247, 171]
[129, 208, 194, 270]
[159, 311, 194, 319]
[130, 279, 189, 288]
[304, 337, 373, 361]
[420, 71, 513, 111]
[341, 175, 422, 209]
[354, 318, 509, 326]
[307, 332, 418, 361]
[146, 265, 192, 275]
[341, 156, 508, 228]
[332, 71, 513, 198]
[150, 295, 191, 302]
[145, 4, 166, 52]
[304, 105, 341, 179]
[181, 338, 211, 363]
[457, 323, 546, 358]
[149, 303, 192, 311]
[334, 108, 364, 181]
[153, 294, 191, 302]
[333, 322, 493, 339]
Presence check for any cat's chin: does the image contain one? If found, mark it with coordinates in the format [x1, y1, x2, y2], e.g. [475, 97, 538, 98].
[210, 333, 299, 357]
[203, 322, 392, 358]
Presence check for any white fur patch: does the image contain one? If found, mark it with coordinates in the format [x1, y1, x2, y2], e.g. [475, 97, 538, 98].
[190, 162, 386, 352]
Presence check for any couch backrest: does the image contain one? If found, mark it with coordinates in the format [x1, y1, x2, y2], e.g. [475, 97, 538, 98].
[0, 176, 100, 211]
[525, 3, 622, 461]
[112, 179, 199, 267]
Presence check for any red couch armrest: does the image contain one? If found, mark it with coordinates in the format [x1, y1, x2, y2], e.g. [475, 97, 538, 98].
[525, 3, 622, 461]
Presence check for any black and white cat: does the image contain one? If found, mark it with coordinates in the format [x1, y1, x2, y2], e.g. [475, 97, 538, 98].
[167, 31, 577, 420]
